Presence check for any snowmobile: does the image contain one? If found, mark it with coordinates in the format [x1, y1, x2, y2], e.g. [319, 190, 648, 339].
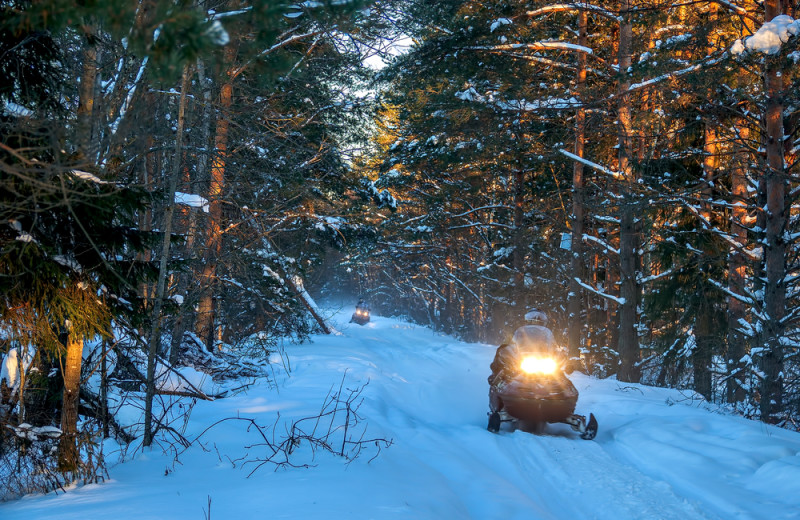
[488, 353, 598, 440]
[350, 306, 370, 325]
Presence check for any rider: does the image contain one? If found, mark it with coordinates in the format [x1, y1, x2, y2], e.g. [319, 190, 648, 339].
[488, 309, 556, 387]
[487, 309, 559, 430]
[487, 309, 597, 438]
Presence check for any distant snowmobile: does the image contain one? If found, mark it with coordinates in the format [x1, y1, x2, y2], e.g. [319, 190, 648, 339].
[350, 300, 370, 325]
[487, 310, 597, 439]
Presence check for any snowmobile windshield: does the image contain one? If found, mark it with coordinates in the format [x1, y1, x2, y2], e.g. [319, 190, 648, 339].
[511, 325, 556, 356]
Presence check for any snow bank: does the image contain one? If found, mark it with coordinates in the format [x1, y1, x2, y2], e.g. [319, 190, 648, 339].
[156, 363, 215, 395]
[2, 310, 800, 519]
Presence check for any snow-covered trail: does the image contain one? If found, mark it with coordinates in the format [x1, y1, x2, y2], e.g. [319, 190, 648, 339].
[2, 310, 800, 519]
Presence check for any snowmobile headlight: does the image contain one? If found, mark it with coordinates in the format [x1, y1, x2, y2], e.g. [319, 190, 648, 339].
[520, 356, 557, 375]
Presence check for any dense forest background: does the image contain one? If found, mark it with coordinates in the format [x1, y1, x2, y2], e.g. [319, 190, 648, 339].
[1, 0, 799, 498]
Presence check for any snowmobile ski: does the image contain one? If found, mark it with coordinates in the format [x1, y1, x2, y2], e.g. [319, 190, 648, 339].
[580, 413, 598, 440]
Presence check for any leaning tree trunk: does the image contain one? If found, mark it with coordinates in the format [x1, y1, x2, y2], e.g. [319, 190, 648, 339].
[143, 63, 190, 447]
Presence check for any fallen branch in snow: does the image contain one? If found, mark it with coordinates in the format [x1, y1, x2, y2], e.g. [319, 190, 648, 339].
[0, 420, 108, 500]
[79, 387, 135, 443]
[186, 375, 392, 475]
[153, 388, 218, 401]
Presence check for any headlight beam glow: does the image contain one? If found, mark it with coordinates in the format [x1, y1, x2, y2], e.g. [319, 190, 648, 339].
[520, 356, 557, 375]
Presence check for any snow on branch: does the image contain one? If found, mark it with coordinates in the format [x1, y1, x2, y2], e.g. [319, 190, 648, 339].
[731, 15, 800, 56]
[467, 41, 593, 55]
[583, 234, 619, 255]
[558, 149, 621, 179]
[445, 271, 482, 302]
[207, 7, 252, 19]
[679, 199, 762, 262]
[496, 97, 581, 111]
[523, 3, 621, 22]
[638, 268, 675, 285]
[573, 277, 625, 305]
[231, 28, 324, 78]
[448, 222, 514, 231]
[450, 205, 513, 218]
[628, 56, 724, 92]
[111, 57, 149, 135]
[711, 0, 749, 17]
[70, 169, 109, 184]
[260, 29, 324, 58]
[490, 18, 512, 32]
[708, 279, 752, 306]
[455, 87, 582, 113]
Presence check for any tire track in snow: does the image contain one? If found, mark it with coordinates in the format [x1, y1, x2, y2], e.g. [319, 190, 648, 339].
[344, 317, 719, 519]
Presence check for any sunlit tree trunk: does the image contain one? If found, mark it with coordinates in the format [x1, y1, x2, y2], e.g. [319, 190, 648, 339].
[726, 0, 758, 407]
[77, 24, 97, 159]
[171, 58, 211, 362]
[616, 0, 640, 382]
[196, 43, 237, 351]
[695, 22, 720, 399]
[59, 333, 83, 470]
[759, 0, 787, 421]
[568, 8, 588, 368]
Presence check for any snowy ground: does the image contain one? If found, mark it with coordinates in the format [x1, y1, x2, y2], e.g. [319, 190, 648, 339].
[2, 309, 800, 519]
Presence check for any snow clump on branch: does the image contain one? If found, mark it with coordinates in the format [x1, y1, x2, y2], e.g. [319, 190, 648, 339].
[731, 15, 800, 56]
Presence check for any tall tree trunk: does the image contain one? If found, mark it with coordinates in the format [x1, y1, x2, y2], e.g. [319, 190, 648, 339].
[59, 333, 83, 471]
[727, 120, 750, 403]
[695, 96, 720, 398]
[170, 58, 211, 363]
[694, 297, 714, 400]
[568, 8, 588, 368]
[101, 339, 109, 438]
[143, 64, 191, 447]
[77, 25, 97, 160]
[512, 166, 525, 291]
[616, 0, 640, 382]
[196, 43, 237, 351]
[759, 0, 787, 421]
[138, 129, 157, 307]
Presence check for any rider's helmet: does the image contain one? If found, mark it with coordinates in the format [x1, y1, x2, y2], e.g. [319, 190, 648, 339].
[524, 308, 548, 327]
